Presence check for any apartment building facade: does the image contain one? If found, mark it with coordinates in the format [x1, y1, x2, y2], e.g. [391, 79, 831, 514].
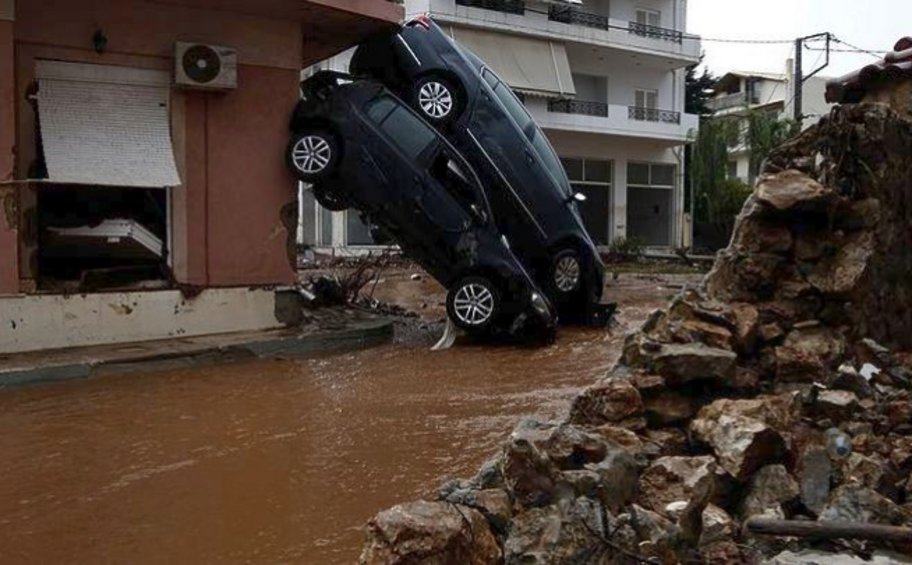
[300, 0, 700, 252]
[709, 65, 833, 183]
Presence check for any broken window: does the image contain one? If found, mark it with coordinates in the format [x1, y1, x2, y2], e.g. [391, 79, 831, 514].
[31, 61, 180, 291]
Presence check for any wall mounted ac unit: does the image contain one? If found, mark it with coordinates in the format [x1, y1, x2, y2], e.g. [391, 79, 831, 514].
[174, 42, 237, 90]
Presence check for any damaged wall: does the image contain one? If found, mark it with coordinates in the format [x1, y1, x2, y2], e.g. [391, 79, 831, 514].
[359, 103, 912, 564]
[0, 287, 285, 354]
[11, 0, 300, 288]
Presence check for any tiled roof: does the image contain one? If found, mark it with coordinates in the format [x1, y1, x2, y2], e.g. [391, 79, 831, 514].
[825, 37, 912, 103]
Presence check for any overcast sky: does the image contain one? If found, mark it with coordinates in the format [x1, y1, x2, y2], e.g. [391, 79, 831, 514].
[687, 0, 910, 79]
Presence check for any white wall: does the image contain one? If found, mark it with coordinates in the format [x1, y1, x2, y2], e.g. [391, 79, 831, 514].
[0, 288, 285, 354]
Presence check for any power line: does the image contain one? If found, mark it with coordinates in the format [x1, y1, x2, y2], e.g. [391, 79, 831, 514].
[830, 37, 886, 60]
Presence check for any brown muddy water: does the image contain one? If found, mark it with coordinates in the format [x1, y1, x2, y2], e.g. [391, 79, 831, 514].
[0, 275, 693, 564]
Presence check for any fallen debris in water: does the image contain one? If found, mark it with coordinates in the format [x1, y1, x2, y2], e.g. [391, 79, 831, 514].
[360, 103, 912, 564]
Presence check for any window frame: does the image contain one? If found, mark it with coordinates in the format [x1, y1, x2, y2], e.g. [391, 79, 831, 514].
[635, 8, 661, 27]
[627, 162, 676, 189]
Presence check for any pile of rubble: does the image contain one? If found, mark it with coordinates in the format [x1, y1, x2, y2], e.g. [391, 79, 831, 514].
[359, 103, 912, 564]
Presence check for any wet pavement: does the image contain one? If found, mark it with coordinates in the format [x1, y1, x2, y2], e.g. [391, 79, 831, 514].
[0, 273, 697, 564]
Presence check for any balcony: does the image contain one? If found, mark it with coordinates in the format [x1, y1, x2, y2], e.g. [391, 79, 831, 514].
[548, 5, 610, 31]
[627, 21, 683, 44]
[530, 98, 697, 143]
[628, 106, 681, 124]
[707, 91, 762, 112]
[418, 0, 701, 65]
[548, 6, 683, 45]
[548, 98, 609, 118]
[454, 0, 524, 15]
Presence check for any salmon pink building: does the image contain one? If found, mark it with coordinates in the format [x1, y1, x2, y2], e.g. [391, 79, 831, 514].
[0, 0, 402, 353]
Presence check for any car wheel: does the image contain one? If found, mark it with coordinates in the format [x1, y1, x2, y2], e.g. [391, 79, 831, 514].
[413, 76, 461, 125]
[312, 183, 351, 212]
[287, 129, 339, 182]
[447, 276, 500, 332]
[551, 249, 582, 295]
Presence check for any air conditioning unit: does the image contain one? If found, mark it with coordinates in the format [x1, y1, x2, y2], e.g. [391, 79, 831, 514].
[174, 42, 237, 90]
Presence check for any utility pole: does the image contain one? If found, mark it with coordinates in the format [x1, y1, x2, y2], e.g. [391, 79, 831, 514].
[794, 32, 832, 124]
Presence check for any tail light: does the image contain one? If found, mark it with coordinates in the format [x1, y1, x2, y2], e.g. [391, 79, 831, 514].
[408, 13, 432, 30]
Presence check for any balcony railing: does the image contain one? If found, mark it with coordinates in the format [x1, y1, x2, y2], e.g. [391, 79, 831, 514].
[628, 106, 681, 124]
[706, 91, 762, 112]
[548, 99, 609, 118]
[455, 0, 524, 15]
[548, 5, 610, 31]
[628, 21, 683, 44]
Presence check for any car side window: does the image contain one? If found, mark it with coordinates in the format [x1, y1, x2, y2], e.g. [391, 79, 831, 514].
[365, 95, 437, 161]
[481, 69, 533, 134]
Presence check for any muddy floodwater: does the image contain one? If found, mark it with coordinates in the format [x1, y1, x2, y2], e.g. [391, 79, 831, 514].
[0, 274, 695, 564]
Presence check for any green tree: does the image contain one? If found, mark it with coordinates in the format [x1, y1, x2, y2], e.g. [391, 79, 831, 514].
[684, 60, 716, 117]
[689, 111, 798, 249]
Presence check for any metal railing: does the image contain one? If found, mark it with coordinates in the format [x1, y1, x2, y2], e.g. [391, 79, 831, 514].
[548, 99, 609, 118]
[706, 92, 762, 112]
[628, 21, 683, 43]
[628, 106, 681, 124]
[455, 0, 524, 15]
[548, 5, 610, 31]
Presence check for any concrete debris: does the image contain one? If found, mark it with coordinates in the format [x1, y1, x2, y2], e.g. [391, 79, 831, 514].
[361, 103, 912, 564]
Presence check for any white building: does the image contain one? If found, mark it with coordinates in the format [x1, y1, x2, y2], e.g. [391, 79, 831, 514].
[300, 0, 701, 251]
[709, 64, 833, 184]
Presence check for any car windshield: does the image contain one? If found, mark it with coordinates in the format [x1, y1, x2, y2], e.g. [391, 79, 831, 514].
[365, 95, 436, 160]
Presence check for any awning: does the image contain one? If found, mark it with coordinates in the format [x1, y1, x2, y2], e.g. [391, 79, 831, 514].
[36, 61, 181, 188]
[449, 27, 576, 98]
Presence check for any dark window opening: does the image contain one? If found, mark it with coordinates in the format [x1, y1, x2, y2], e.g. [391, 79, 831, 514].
[36, 185, 170, 292]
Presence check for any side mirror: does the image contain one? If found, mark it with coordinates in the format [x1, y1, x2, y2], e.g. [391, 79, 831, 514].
[567, 192, 587, 204]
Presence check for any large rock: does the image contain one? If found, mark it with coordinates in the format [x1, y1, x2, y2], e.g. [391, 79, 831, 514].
[755, 169, 831, 211]
[739, 464, 800, 519]
[819, 484, 912, 525]
[664, 502, 735, 546]
[638, 456, 720, 513]
[797, 447, 832, 515]
[568, 378, 643, 426]
[647, 342, 738, 385]
[806, 230, 875, 295]
[502, 497, 607, 564]
[360, 501, 501, 564]
[691, 413, 787, 481]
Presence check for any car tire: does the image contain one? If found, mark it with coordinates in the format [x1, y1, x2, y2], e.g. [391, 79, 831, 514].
[312, 183, 351, 212]
[550, 249, 583, 296]
[413, 75, 462, 125]
[446, 276, 500, 332]
[287, 129, 339, 183]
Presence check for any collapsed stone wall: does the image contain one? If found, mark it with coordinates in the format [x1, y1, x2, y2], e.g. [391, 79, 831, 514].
[359, 103, 912, 564]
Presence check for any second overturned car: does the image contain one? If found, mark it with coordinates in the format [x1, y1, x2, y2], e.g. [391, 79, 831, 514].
[286, 71, 557, 341]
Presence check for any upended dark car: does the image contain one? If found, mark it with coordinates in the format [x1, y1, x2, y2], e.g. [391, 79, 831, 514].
[285, 71, 556, 340]
[350, 16, 608, 323]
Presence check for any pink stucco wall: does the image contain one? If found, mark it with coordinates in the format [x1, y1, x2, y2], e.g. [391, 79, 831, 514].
[0, 18, 17, 295]
[2, 0, 399, 291]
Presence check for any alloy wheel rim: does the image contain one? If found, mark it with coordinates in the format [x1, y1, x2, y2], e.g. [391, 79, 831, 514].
[292, 135, 332, 174]
[418, 81, 453, 119]
[554, 256, 581, 292]
[453, 283, 494, 326]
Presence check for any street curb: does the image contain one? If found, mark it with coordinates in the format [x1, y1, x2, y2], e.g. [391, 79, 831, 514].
[0, 319, 394, 389]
